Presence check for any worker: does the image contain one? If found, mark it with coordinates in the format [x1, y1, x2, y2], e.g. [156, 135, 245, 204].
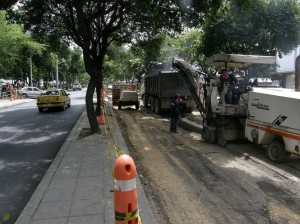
[170, 94, 180, 133]
[220, 69, 239, 104]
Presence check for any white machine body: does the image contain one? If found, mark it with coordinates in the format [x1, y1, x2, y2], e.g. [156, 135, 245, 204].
[245, 88, 300, 155]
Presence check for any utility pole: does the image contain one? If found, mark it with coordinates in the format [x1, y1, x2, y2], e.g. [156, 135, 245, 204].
[30, 52, 33, 86]
[56, 60, 59, 88]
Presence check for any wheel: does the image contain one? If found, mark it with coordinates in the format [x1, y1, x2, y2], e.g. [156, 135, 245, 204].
[67, 101, 71, 107]
[268, 141, 287, 163]
[150, 98, 155, 112]
[201, 126, 217, 143]
[38, 107, 43, 113]
[184, 107, 194, 113]
[143, 96, 149, 108]
[118, 101, 122, 110]
[22, 93, 27, 98]
[135, 102, 139, 110]
[154, 98, 161, 114]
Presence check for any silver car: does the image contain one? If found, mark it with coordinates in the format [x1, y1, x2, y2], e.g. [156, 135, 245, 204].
[72, 83, 82, 91]
[19, 87, 43, 98]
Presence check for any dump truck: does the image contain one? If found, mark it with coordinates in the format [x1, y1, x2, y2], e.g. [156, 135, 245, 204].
[172, 54, 300, 162]
[141, 62, 196, 114]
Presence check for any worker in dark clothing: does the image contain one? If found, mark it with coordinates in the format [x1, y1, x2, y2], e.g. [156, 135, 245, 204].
[220, 69, 239, 104]
[170, 94, 180, 133]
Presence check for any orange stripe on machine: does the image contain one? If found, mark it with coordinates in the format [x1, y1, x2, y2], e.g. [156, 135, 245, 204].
[246, 120, 300, 140]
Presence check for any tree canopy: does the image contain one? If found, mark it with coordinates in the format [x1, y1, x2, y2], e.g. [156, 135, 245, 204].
[0, 0, 18, 10]
[201, 0, 300, 57]
[0, 10, 45, 83]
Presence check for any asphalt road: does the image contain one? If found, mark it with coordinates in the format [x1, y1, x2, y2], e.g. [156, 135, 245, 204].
[0, 90, 86, 223]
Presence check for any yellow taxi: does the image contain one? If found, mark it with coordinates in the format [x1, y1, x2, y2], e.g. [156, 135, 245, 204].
[37, 89, 71, 112]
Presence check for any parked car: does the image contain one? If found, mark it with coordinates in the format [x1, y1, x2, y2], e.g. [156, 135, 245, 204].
[18, 87, 43, 98]
[72, 83, 82, 91]
[36, 89, 71, 112]
[117, 91, 139, 110]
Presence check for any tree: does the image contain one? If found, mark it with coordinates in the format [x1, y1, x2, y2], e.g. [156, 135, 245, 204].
[0, 10, 45, 84]
[69, 47, 86, 84]
[17, 0, 223, 134]
[201, 0, 300, 57]
[0, 0, 18, 10]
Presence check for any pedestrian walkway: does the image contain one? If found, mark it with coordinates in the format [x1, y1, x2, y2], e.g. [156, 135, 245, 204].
[0, 99, 156, 224]
[0, 98, 33, 109]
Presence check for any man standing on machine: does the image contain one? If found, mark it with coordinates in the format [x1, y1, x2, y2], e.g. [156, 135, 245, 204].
[220, 69, 239, 104]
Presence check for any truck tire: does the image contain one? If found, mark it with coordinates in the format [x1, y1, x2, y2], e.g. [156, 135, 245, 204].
[201, 126, 217, 143]
[184, 107, 193, 113]
[143, 97, 149, 108]
[150, 98, 155, 112]
[135, 102, 139, 110]
[267, 141, 287, 163]
[118, 101, 122, 110]
[154, 98, 162, 114]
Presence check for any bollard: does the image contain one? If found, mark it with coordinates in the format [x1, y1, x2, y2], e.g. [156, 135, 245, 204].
[114, 154, 139, 224]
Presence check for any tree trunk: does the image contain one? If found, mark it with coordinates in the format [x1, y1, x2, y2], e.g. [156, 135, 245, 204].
[94, 83, 101, 115]
[86, 78, 100, 134]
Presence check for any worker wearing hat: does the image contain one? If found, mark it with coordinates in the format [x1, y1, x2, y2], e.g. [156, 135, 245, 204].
[220, 69, 239, 104]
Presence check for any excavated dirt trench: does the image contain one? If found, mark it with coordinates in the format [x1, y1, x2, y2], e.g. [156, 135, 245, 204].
[114, 105, 300, 224]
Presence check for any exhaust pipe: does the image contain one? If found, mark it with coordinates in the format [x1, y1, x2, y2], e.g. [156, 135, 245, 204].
[295, 55, 300, 91]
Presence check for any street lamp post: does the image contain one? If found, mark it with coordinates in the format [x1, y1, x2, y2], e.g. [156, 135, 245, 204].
[56, 60, 59, 88]
[30, 52, 33, 86]
[25, 31, 33, 87]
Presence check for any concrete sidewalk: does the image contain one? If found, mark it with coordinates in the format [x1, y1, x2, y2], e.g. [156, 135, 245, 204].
[0, 98, 34, 109]
[0, 98, 156, 224]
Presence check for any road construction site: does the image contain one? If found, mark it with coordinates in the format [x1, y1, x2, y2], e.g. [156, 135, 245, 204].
[113, 102, 300, 224]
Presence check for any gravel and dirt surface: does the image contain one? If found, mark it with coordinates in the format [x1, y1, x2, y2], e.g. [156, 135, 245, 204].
[113, 105, 300, 224]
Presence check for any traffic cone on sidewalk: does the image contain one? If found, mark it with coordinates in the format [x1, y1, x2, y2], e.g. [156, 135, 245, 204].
[98, 88, 105, 125]
[10, 94, 15, 101]
[97, 107, 105, 125]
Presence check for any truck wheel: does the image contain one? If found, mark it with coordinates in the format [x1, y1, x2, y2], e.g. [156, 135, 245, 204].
[185, 107, 193, 113]
[38, 108, 43, 113]
[118, 101, 122, 110]
[154, 98, 161, 114]
[135, 103, 139, 110]
[143, 97, 149, 108]
[150, 98, 155, 112]
[202, 126, 217, 143]
[268, 141, 287, 163]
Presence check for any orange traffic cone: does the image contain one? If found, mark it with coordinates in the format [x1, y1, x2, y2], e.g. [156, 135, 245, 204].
[98, 87, 106, 125]
[114, 154, 139, 224]
[97, 106, 105, 125]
